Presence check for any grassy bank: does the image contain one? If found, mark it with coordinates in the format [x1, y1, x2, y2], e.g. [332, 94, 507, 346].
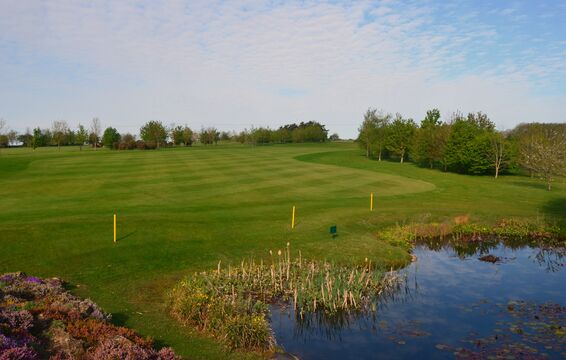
[0, 142, 564, 358]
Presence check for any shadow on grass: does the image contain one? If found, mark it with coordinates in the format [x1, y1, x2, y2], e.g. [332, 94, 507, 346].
[510, 180, 548, 190]
[110, 312, 129, 327]
[541, 197, 566, 233]
[117, 231, 137, 242]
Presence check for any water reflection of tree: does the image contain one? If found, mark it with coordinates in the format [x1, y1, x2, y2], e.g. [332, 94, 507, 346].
[533, 246, 565, 272]
[275, 238, 564, 343]
[277, 274, 416, 341]
[417, 237, 565, 272]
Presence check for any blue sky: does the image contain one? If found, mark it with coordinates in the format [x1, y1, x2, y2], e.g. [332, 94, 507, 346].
[1, 0, 565, 138]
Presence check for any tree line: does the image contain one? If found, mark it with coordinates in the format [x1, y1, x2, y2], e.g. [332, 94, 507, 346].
[0, 119, 332, 151]
[357, 108, 566, 190]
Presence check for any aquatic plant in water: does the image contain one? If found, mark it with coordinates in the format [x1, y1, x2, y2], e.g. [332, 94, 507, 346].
[168, 243, 404, 351]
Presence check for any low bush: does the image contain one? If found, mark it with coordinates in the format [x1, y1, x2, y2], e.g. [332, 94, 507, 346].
[0, 272, 180, 359]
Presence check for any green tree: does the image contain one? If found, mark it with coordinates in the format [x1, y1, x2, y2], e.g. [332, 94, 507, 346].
[0, 119, 6, 153]
[274, 126, 293, 143]
[443, 112, 495, 174]
[171, 126, 184, 146]
[182, 126, 193, 146]
[220, 131, 231, 141]
[171, 125, 193, 146]
[385, 114, 417, 163]
[32, 127, 42, 149]
[250, 127, 272, 144]
[0, 119, 7, 151]
[357, 109, 378, 158]
[65, 128, 76, 146]
[199, 127, 219, 145]
[140, 120, 167, 148]
[51, 120, 69, 151]
[414, 109, 443, 168]
[236, 129, 250, 144]
[102, 127, 121, 149]
[76, 124, 88, 151]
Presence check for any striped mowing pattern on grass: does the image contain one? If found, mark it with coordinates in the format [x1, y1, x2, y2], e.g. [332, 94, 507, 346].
[1, 142, 564, 359]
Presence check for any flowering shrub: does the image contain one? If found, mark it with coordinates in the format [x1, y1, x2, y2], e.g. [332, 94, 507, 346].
[0, 272, 180, 359]
[0, 345, 38, 360]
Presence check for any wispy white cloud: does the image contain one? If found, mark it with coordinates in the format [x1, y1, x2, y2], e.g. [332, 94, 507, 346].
[0, 0, 564, 137]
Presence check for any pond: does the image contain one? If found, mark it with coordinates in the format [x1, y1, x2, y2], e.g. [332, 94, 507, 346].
[270, 239, 566, 359]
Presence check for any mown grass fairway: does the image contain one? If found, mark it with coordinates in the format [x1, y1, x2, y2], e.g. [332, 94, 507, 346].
[1, 142, 564, 359]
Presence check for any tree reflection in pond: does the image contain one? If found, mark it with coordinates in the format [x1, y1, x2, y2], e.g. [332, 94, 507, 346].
[270, 238, 565, 360]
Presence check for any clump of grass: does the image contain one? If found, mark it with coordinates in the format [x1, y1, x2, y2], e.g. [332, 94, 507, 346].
[168, 243, 403, 351]
[378, 216, 562, 249]
[453, 217, 561, 242]
[379, 221, 454, 249]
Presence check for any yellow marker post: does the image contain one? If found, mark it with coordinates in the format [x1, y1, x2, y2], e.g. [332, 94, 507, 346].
[113, 212, 117, 243]
[370, 192, 374, 211]
[291, 206, 296, 229]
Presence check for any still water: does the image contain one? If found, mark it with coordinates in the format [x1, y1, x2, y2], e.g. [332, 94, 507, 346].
[270, 239, 565, 359]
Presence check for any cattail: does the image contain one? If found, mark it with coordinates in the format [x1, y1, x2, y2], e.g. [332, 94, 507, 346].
[350, 291, 356, 308]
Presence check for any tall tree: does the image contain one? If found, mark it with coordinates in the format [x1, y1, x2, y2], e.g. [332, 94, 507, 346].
[489, 131, 508, 179]
[443, 112, 495, 174]
[182, 126, 193, 146]
[90, 118, 101, 150]
[414, 109, 443, 168]
[385, 114, 417, 163]
[76, 124, 88, 151]
[0, 119, 6, 153]
[51, 120, 69, 151]
[170, 125, 193, 146]
[357, 109, 378, 158]
[102, 127, 121, 149]
[140, 120, 167, 148]
[515, 123, 566, 190]
[199, 127, 219, 145]
[373, 112, 391, 161]
[171, 126, 184, 146]
[357, 109, 391, 160]
[32, 128, 42, 149]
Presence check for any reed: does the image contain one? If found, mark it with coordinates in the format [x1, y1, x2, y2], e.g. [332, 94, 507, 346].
[168, 243, 403, 350]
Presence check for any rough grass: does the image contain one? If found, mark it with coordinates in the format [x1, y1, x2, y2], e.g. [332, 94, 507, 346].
[0, 142, 564, 359]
